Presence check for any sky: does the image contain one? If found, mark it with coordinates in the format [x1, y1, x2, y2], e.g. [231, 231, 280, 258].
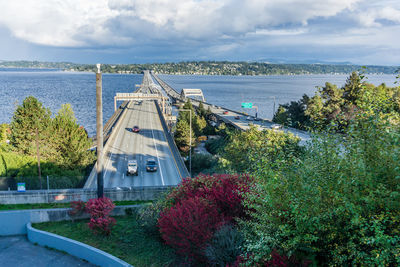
[0, 0, 399, 65]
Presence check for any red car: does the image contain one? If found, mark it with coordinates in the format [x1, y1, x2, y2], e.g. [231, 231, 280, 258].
[132, 126, 140, 132]
[223, 111, 229, 115]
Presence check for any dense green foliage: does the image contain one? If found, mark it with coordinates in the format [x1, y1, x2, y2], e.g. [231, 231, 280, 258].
[174, 100, 207, 153]
[273, 71, 400, 131]
[2, 60, 397, 75]
[223, 126, 301, 173]
[1, 96, 95, 189]
[241, 114, 400, 265]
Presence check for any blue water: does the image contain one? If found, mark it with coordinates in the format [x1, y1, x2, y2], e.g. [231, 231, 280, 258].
[0, 69, 142, 136]
[0, 68, 397, 136]
[159, 74, 398, 119]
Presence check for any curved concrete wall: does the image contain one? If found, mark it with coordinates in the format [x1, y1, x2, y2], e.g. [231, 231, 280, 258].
[27, 223, 132, 267]
[0, 205, 142, 236]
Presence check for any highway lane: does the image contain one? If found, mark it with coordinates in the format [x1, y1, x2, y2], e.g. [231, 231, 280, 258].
[85, 72, 183, 189]
[100, 100, 181, 188]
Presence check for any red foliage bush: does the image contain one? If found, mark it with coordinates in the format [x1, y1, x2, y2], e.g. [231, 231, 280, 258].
[86, 197, 116, 235]
[166, 174, 253, 221]
[88, 216, 116, 235]
[158, 196, 225, 263]
[158, 174, 254, 264]
[68, 200, 86, 217]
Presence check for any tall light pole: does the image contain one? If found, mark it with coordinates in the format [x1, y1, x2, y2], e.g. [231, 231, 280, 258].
[96, 64, 104, 198]
[179, 109, 192, 177]
[270, 96, 276, 116]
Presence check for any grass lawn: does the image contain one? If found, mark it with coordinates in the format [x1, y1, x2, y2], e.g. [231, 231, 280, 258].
[0, 200, 152, 211]
[32, 214, 178, 267]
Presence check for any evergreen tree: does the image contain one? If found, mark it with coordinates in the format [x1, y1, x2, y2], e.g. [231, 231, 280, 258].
[10, 96, 52, 156]
[343, 71, 362, 104]
[174, 119, 195, 152]
[198, 102, 207, 118]
[52, 104, 94, 168]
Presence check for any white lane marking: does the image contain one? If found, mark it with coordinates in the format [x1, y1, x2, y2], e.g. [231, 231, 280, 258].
[149, 102, 165, 186]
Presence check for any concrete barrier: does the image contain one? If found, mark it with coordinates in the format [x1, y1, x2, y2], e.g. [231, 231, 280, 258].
[0, 186, 173, 204]
[27, 223, 132, 267]
[0, 205, 142, 236]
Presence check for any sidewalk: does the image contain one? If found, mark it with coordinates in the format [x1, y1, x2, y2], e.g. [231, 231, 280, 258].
[0, 235, 95, 267]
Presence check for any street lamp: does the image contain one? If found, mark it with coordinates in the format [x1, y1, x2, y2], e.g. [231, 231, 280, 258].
[179, 109, 192, 177]
[269, 96, 276, 116]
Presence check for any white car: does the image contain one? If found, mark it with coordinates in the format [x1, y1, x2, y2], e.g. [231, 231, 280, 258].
[271, 124, 283, 130]
[246, 116, 253, 121]
[127, 160, 138, 176]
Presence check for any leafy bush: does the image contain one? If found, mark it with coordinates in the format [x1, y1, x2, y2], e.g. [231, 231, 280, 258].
[188, 153, 218, 176]
[205, 224, 243, 267]
[166, 174, 253, 221]
[68, 200, 86, 217]
[86, 197, 116, 235]
[242, 115, 400, 265]
[138, 199, 166, 235]
[158, 196, 224, 263]
[158, 174, 254, 264]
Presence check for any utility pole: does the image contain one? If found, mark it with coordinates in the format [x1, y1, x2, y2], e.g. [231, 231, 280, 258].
[96, 64, 104, 198]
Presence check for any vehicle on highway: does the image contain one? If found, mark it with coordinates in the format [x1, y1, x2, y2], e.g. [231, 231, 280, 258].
[234, 116, 240, 120]
[271, 124, 283, 130]
[246, 116, 253, 121]
[254, 117, 261, 121]
[127, 160, 138, 176]
[146, 158, 158, 172]
[223, 111, 229, 115]
[132, 126, 140, 132]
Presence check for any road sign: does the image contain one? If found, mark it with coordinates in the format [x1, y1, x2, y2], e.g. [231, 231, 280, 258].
[17, 183, 26, 192]
[241, 102, 253, 108]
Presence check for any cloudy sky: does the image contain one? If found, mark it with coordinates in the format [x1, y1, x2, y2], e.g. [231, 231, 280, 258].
[0, 0, 399, 65]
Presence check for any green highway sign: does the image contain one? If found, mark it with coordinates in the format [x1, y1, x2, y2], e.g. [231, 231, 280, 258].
[241, 102, 253, 108]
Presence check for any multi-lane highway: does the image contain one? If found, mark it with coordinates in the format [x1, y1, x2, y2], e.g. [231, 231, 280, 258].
[85, 72, 184, 189]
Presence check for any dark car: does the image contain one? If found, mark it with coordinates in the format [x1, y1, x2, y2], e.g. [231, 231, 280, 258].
[146, 158, 158, 172]
[234, 116, 240, 120]
[132, 126, 140, 132]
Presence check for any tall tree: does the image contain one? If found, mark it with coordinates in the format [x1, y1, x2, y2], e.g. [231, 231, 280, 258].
[343, 71, 362, 104]
[10, 96, 51, 156]
[52, 104, 94, 168]
[174, 119, 195, 152]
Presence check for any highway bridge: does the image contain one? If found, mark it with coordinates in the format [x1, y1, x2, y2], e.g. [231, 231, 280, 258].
[85, 71, 188, 189]
[151, 72, 311, 144]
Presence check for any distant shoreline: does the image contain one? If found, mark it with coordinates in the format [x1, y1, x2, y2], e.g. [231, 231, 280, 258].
[0, 60, 398, 76]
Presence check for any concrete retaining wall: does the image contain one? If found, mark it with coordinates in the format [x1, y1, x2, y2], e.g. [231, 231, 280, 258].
[0, 205, 141, 236]
[0, 186, 173, 204]
[27, 223, 132, 267]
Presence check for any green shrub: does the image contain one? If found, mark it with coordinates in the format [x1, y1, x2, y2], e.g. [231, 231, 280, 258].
[205, 224, 243, 267]
[242, 115, 400, 265]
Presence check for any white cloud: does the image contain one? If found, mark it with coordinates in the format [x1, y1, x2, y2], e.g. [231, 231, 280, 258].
[0, 0, 360, 47]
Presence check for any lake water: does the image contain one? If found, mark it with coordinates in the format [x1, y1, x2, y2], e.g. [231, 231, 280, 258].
[0, 68, 397, 136]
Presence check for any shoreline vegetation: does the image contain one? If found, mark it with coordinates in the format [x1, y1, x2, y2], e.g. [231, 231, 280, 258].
[0, 60, 398, 75]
